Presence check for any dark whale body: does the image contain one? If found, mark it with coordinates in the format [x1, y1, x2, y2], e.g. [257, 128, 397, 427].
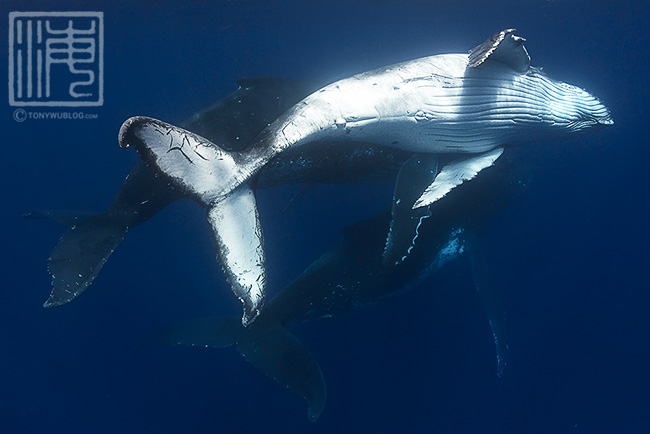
[142, 154, 529, 421]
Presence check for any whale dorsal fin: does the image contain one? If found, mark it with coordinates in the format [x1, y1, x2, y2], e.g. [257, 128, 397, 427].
[468, 28, 530, 73]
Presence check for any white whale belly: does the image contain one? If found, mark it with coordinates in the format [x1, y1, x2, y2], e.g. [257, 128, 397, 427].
[286, 53, 546, 154]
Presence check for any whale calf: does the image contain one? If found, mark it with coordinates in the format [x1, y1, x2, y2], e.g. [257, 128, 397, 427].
[120, 29, 613, 325]
[140, 154, 529, 421]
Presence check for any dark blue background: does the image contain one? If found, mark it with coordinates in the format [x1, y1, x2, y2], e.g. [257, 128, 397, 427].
[2, 1, 648, 433]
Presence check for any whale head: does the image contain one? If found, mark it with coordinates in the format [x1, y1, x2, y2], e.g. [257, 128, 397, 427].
[526, 68, 613, 137]
[465, 29, 613, 143]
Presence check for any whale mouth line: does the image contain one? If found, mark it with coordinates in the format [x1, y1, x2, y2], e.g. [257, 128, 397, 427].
[600, 115, 615, 126]
[585, 111, 614, 127]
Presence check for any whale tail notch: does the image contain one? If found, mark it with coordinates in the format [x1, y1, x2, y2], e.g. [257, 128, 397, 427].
[25, 210, 128, 308]
[119, 117, 267, 326]
[140, 316, 327, 422]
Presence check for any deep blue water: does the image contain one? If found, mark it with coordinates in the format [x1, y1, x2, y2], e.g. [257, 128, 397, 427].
[2, 0, 649, 433]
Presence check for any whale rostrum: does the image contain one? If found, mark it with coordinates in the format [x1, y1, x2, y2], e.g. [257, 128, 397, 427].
[119, 29, 613, 325]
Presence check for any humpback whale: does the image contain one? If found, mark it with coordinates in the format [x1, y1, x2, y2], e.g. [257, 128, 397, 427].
[120, 29, 613, 325]
[29, 78, 409, 308]
[140, 155, 529, 421]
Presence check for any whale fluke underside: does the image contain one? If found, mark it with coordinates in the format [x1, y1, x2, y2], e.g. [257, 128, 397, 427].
[207, 184, 266, 326]
[119, 117, 268, 326]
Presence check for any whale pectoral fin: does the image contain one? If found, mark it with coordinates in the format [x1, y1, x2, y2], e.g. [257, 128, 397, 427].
[207, 183, 266, 326]
[383, 154, 439, 266]
[143, 316, 326, 422]
[238, 325, 327, 422]
[463, 232, 508, 377]
[468, 28, 530, 73]
[413, 148, 504, 209]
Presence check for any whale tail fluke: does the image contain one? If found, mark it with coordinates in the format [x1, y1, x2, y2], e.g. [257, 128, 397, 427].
[25, 210, 128, 308]
[119, 116, 267, 327]
[140, 316, 326, 422]
[118, 116, 248, 207]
